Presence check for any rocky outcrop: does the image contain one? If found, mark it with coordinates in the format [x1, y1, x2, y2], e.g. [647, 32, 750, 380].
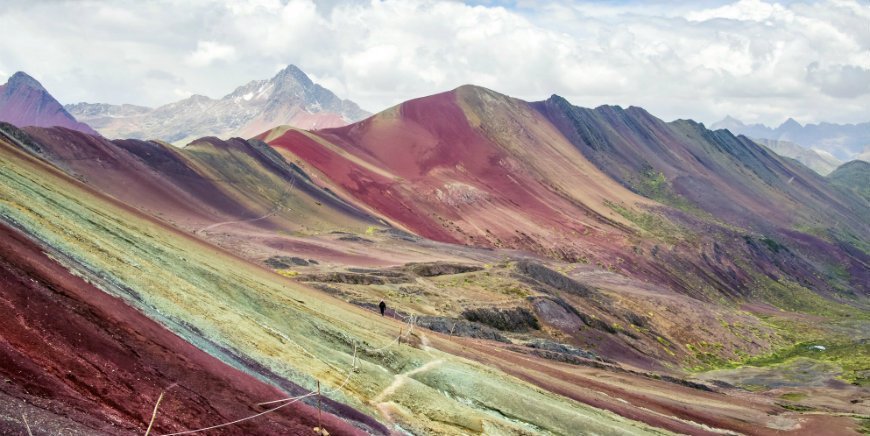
[415, 316, 510, 343]
[461, 307, 540, 332]
[404, 262, 483, 277]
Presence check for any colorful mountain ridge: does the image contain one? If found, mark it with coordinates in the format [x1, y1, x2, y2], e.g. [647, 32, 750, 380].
[0, 78, 867, 435]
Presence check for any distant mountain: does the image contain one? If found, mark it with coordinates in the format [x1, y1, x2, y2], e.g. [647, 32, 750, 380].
[752, 138, 842, 175]
[64, 102, 152, 120]
[711, 115, 870, 161]
[0, 72, 98, 135]
[828, 160, 870, 203]
[66, 65, 370, 144]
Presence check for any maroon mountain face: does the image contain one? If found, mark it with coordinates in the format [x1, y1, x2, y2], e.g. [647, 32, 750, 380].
[0, 72, 98, 135]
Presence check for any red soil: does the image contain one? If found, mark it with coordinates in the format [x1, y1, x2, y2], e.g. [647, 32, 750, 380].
[326, 90, 502, 179]
[0, 222, 366, 435]
[267, 128, 462, 243]
[264, 88, 629, 259]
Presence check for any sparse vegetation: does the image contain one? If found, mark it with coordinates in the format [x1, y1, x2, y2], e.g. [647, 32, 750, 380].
[276, 269, 299, 278]
[604, 200, 683, 243]
[740, 340, 870, 386]
[779, 392, 806, 401]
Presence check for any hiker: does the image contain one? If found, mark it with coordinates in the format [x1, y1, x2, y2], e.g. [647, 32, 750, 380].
[379, 300, 386, 316]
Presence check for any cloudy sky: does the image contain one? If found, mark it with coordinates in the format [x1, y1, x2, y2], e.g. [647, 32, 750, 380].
[1, 0, 868, 126]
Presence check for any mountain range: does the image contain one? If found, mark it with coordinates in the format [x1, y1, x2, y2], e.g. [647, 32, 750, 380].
[750, 138, 842, 175]
[712, 115, 870, 163]
[0, 73, 868, 434]
[65, 65, 370, 144]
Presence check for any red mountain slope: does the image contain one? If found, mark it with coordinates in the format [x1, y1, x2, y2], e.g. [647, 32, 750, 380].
[261, 85, 651, 261]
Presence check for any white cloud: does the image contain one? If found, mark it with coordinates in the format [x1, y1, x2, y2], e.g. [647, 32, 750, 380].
[0, 0, 868, 126]
[806, 62, 870, 98]
[187, 41, 237, 67]
[686, 0, 793, 23]
[173, 88, 194, 99]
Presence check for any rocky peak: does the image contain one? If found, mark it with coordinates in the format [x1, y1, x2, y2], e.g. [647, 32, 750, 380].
[722, 115, 743, 126]
[4, 71, 46, 93]
[778, 117, 802, 131]
[272, 64, 314, 89]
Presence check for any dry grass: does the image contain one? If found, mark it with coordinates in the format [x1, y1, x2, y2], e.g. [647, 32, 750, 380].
[144, 390, 166, 436]
[22, 414, 33, 436]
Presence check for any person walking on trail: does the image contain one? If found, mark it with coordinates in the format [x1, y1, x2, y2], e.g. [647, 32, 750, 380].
[379, 300, 386, 317]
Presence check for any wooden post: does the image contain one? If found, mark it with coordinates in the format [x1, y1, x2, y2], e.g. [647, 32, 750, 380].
[353, 344, 359, 372]
[317, 380, 322, 432]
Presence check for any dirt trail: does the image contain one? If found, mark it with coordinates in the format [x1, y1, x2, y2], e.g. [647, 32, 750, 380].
[372, 330, 445, 428]
[196, 175, 294, 235]
[373, 359, 445, 405]
[196, 208, 284, 234]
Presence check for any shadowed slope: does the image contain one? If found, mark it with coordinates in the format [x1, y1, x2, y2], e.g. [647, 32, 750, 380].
[535, 96, 869, 300]
[535, 95, 868, 235]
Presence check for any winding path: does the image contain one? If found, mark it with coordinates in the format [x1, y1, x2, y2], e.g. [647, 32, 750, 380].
[195, 207, 285, 235]
[372, 330, 445, 426]
[195, 179, 294, 235]
[372, 358, 444, 405]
